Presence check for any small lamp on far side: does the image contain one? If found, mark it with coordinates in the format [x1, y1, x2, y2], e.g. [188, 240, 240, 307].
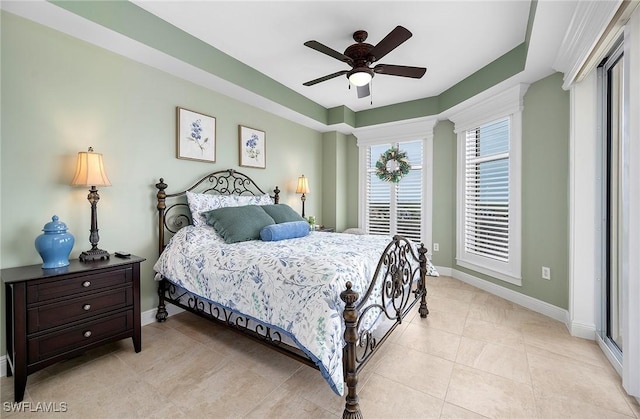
[295, 175, 310, 218]
[71, 147, 111, 262]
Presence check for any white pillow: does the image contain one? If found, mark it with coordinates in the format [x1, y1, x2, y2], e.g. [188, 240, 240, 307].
[186, 191, 274, 227]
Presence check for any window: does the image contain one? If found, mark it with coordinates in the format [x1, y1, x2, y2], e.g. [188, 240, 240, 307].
[356, 118, 436, 249]
[365, 141, 423, 243]
[451, 84, 526, 285]
[463, 118, 510, 262]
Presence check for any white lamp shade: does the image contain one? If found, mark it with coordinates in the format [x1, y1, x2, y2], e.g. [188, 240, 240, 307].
[348, 71, 372, 87]
[71, 148, 111, 187]
[295, 175, 310, 194]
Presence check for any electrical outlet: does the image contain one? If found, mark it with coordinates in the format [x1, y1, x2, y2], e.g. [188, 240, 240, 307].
[542, 266, 551, 280]
[433, 243, 439, 252]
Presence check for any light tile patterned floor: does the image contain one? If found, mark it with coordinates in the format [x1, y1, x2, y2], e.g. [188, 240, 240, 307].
[2, 276, 639, 418]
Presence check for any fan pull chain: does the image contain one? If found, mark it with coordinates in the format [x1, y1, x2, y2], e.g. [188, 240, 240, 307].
[370, 80, 373, 105]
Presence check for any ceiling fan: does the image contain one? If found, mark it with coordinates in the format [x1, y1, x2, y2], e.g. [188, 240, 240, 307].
[303, 26, 427, 98]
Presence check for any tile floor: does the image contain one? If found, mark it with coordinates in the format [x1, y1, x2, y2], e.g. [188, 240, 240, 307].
[2, 275, 639, 418]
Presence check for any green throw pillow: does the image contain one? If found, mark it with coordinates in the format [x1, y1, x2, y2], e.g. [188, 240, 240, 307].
[202, 205, 275, 243]
[260, 204, 305, 224]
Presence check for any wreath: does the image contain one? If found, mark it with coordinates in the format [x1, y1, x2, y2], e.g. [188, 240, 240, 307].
[375, 147, 411, 183]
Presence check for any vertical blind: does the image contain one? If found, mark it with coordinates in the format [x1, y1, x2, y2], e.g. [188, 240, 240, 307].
[464, 118, 510, 262]
[366, 141, 423, 242]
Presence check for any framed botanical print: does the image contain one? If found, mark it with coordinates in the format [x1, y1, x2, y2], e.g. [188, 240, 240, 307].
[238, 125, 266, 169]
[176, 107, 216, 163]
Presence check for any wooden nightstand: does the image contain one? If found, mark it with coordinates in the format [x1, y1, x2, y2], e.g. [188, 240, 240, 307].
[2, 255, 145, 402]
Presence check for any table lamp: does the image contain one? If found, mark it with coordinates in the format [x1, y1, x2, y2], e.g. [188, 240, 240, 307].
[295, 175, 310, 217]
[71, 147, 111, 262]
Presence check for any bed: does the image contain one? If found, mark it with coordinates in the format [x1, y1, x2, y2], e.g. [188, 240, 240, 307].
[153, 169, 435, 418]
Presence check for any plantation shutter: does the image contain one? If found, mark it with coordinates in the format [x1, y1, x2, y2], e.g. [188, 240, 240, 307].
[464, 118, 510, 261]
[367, 144, 391, 235]
[396, 141, 422, 241]
[366, 141, 422, 242]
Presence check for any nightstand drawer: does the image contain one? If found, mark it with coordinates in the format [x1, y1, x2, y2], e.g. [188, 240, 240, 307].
[27, 287, 133, 333]
[28, 310, 134, 363]
[27, 267, 132, 304]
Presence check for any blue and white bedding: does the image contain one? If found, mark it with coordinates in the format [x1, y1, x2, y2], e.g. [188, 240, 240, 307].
[154, 226, 437, 395]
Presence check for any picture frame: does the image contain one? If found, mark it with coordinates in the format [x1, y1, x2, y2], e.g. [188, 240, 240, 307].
[176, 107, 216, 163]
[238, 125, 266, 169]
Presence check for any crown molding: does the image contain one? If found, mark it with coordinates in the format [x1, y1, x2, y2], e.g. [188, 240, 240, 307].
[553, 0, 624, 89]
[353, 117, 437, 146]
[448, 83, 529, 133]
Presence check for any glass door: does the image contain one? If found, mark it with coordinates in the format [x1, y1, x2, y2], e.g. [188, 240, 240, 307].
[601, 43, 624, 355]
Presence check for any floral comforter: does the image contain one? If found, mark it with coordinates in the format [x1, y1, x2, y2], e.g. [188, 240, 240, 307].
[153, 226, 436, 395]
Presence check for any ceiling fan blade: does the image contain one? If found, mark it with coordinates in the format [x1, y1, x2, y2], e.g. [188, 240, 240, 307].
[357, 83, 370, 98]
[369, 26, 412, 62]
[304, 41, 353, 65]
[303, 70, 349, 86]
[373, 64, 426, 78]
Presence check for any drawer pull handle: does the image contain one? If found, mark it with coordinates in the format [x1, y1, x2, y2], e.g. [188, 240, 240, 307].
[83, 304, 91, 311]
[83, 330, 92, 338]
[82, 281, 91, 288]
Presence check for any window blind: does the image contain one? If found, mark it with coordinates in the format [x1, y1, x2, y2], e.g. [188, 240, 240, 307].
[464, 118, 510, 261]
[367, 144, 391, 235]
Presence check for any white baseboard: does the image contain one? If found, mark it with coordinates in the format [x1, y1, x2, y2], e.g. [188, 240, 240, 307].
[434, 266, 596, 339]
[1, 306, 184, 378]
[434, 265, 453, 277]
[570, 320, 597, 340]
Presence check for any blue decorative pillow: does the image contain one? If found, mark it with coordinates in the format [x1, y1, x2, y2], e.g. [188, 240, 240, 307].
[260, 221, 310, 242]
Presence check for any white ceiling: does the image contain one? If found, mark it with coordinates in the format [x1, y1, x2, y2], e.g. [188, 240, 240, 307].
[132, 0, 533, 111]
[2, 0, 581, 127]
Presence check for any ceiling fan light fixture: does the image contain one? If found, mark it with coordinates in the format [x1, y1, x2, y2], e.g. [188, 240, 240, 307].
[303, 26, 425, 97]
[348, 68, 372, 87]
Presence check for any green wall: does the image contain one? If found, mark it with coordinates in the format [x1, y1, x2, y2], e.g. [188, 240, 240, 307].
[345, 136, 360, 229]
[431, 120, 457, 267]
[0, 12, 324, 354]
[321, 131, 354, 232]
[519, 72, 570, 307]
[436, 73, 570, 308]
[321, 132, 339, 229]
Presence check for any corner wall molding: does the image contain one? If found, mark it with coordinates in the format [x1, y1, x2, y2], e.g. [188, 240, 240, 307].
[553, 0, 624, 89]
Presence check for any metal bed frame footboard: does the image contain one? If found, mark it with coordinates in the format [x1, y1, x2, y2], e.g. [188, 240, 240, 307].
[340, 235, 428, 418]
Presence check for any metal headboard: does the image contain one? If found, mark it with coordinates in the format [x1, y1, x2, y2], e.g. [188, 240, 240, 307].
[155, 169, 280, 255]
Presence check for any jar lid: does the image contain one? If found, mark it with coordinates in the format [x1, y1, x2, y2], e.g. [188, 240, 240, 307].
[43, 215, 68, 233]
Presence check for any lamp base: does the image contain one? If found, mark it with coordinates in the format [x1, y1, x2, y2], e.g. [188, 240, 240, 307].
[79, 248, 110, 262]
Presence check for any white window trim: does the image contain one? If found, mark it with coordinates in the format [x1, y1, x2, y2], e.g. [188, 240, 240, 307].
[354, 118, 437, 250]
[450, 84, 529, 286]
[622, 5, 640, 397]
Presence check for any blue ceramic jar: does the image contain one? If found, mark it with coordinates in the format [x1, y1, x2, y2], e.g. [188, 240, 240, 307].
[35, 215, 75, 269]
